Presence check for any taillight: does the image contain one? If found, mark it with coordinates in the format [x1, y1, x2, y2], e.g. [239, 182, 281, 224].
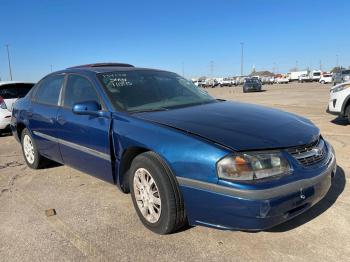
[0, 96, 7, 109]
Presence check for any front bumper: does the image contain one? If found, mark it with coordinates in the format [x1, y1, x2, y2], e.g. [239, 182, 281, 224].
[0, 119, 11, 130]
[178, 152, 336, 231]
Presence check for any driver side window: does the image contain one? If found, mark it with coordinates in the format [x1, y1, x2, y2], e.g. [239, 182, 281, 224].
[63, 75, 100, 108]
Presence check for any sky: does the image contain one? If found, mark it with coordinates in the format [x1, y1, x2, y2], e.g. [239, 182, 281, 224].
[0, 0, 349, 82]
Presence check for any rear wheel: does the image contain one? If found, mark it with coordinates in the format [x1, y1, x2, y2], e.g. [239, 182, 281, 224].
[21, 128, 47, 169]
[320, 80, 325, 84]
[129, 152, 186, 234]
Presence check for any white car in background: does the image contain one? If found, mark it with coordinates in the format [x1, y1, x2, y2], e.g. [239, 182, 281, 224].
[0, 82, 35, 134]
[275, 77, 289, 84]
[319, 74, 332, 84]
[327, 81, 350, 123]
[298, 74, 311, 83]
[219, 77, 235, 87]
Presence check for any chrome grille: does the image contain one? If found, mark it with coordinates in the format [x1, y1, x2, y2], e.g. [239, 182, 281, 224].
[287, 138, 327, 167]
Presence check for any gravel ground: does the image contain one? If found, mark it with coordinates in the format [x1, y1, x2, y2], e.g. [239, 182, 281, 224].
[0, 82, 349, 262]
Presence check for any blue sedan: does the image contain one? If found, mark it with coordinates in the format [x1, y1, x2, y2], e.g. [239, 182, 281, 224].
[11, 63, 337, 234]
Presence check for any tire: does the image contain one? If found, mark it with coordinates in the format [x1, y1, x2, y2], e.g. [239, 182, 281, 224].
[320, 81, 325, 84]
[346, 105, 350, 125]
[21, 128, 47, 169]
[129, 151, 186, 234]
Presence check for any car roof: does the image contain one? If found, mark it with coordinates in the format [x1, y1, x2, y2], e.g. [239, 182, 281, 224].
[54, 63, 170, 75]
[0, 81, 35, 86]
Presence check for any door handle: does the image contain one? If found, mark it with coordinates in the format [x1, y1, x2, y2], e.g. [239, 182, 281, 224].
[57, 115, 66, 125]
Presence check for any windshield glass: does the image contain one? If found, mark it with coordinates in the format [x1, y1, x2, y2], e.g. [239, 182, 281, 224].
[98, 70, 216, 112]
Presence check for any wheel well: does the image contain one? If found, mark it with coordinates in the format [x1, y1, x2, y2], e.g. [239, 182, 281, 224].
[119, 147, 149, 193]
[16, 123, 26, 141]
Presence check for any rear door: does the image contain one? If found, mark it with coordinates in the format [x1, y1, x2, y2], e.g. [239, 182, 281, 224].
[56, 74, 113, 183]
[28, 75, 64, 163]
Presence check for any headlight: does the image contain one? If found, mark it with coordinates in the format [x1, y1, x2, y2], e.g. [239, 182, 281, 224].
[217, 152, 292, 181]
[332, 84, 350, 93]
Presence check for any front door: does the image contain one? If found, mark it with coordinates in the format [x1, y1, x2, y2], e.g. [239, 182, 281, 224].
[56, 74, 114, 183]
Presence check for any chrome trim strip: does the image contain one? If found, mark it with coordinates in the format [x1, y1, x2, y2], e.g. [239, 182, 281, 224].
[33, 131, 110, 161]
[177, 154, 335, 200]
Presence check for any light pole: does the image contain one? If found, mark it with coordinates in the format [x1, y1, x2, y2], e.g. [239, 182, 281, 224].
[210, 60, 214, 77]
[336, 54, 339, 68]
[240, 42, 244, 76]
[50, 64, 53, 73]
[5, 44, 13, 81]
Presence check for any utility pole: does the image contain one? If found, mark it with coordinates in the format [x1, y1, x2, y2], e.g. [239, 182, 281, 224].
[210, 60, 214, 77]
[50, 64, 53, 73]
[319, 60, 322, 71]
[5, 44, 13, 81]
[240, 42, 244, 76]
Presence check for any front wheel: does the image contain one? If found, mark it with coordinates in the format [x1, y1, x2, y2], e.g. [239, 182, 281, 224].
[346, 105, 350, 125]
[320, 80, 325, 84]
[129, 152, 186, 234]
[21, 128, 47, 169]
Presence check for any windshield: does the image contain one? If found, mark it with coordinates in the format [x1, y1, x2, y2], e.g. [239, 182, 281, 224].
[98, 70, 216, 112]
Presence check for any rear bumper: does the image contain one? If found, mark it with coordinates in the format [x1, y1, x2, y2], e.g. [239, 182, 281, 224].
[179, 153, 336, 231]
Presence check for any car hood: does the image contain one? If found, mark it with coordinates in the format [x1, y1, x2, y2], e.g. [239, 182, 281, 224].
[133, 101, 320, 151]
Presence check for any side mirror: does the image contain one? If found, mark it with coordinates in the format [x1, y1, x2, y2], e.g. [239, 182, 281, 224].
[72, 101, 103, 117]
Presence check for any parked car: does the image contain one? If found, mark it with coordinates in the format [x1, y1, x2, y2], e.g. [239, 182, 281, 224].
[219, 77, 235, 87]
[0, 81, 35, 134]
[332, 69, 350, 85]
[12, 63, 336, 234]
[204, 78, 219, 88]
[327, 81, 350, 123]
[319, 74, 332, 84]
[261, 76, 274, 85]
[309, 70, 322, 82]
[298, 74, 311, 83]
[275, 77, 289, 84]
[243, 78, 262, 92]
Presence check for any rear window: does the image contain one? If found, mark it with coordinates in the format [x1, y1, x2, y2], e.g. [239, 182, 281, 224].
[0, 83, 34, 99]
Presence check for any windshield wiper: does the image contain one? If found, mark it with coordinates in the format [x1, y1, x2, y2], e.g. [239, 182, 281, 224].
[128, 107, 169, 114]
